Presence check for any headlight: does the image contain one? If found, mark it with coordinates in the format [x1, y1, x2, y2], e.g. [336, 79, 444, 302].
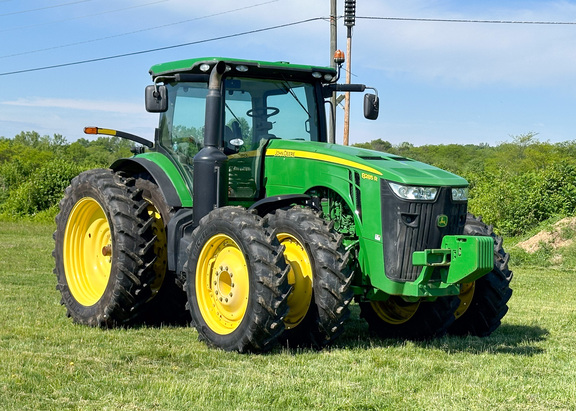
[451, 187, 469, 201]
[389, 182, 438, 201]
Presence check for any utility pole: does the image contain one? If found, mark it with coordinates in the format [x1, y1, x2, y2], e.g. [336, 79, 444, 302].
[329, 0, 337, 144]
[343, 0, 356, 146]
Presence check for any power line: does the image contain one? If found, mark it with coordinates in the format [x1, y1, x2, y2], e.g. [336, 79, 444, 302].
[0, 17, 324, 77]
[0, 0, 169, 33]
[0, 0, 279, 59]
[3, 13, 574, 77]
[0, 0, 94, 17]
[357, 16, 576, 25]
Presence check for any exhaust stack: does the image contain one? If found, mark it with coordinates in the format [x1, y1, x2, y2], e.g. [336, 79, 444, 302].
[192, 61, 229, 225]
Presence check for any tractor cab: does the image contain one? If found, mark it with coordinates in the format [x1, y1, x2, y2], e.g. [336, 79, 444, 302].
[153, 74, 324, 201]
[145, 57, 378, 206]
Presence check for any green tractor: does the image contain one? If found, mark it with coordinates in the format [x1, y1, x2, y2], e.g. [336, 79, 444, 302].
[53, 57, 512, 352]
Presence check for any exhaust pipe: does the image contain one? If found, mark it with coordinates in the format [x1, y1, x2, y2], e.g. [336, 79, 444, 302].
[192, 61, 229, 225]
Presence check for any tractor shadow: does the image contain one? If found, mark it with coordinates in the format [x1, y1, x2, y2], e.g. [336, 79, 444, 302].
[330, 305, 549, 357]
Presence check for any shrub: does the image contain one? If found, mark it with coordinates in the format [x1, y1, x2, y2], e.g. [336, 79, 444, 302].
[0, 159, 83, 217]
[468, 162, 576, 236]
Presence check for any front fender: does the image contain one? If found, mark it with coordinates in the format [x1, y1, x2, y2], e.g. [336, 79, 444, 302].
[248, 194, 313, 216]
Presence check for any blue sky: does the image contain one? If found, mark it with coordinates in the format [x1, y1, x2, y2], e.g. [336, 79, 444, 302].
[1, 0, 576, 147]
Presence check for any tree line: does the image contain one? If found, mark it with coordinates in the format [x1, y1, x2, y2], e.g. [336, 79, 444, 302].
[0, 131, 132, 221]
[355, 133, 576, 236]
[2, 130, 575, 237]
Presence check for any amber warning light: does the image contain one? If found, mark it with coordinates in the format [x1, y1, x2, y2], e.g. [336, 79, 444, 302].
[334, 50, 345, 66]
[83, 126, 153, 148]
[84, 126, 98, 135]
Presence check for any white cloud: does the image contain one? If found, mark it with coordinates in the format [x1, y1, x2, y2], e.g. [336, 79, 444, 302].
[0, 97, 156, 141]
[350, 0, 576, 88]
[1, 98, 143, 114]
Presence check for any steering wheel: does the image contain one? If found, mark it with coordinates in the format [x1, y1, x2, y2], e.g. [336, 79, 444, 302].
[246, 107, 279, 118]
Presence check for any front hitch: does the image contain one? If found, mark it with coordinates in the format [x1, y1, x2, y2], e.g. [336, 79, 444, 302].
[405, 235, 494, 298]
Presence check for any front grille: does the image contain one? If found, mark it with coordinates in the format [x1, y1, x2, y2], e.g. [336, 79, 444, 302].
[380, 180, 467, 282]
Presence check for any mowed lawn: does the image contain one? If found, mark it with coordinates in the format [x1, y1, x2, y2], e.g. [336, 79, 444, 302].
[0, 221, 575, 410]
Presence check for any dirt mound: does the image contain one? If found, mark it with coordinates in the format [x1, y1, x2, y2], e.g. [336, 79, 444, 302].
[516, 217, 576, 253]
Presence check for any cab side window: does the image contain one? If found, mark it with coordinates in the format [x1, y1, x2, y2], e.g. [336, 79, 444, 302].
[159, 83, 209, 165]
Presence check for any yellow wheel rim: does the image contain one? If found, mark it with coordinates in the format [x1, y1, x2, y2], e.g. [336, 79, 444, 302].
[454, 282, 476, 319]
[146, 203, 166, 299]
[277, 233, 313, 329]
[371, 297, 420, 325]
[196, 234, 250, 335]
[63, 197, 112, 306]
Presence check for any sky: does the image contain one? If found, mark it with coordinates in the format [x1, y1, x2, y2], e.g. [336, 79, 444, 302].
[1, 0, 576, 147]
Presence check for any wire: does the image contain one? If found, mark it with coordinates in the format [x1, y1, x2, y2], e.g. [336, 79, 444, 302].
[357, 16, 576, 25]
[0, 0, 169, 33]
[0, 0, 94, 17]
[0, 0, 279, 59]
[3, 13, 573, 76]
[0, 17, 324, 77]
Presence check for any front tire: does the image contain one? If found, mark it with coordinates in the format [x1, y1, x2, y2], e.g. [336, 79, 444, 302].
[184, 207, 290, 352]
[267, 207, 353, 348]
[448, 214, 513, 336]
[360, 296, 459, 340]
[53, 169, 158, 327]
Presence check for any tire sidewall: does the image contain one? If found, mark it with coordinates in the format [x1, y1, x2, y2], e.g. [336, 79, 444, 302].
[186, 215, 262, 349]
[55, 171, 119, 325]
[268, 206, 353, 347]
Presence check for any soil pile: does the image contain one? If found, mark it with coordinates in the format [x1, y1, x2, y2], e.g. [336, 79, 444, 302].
[516, 217, 576, 253]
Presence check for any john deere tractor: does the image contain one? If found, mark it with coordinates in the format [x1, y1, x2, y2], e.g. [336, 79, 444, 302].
[53, 57, 512, 352]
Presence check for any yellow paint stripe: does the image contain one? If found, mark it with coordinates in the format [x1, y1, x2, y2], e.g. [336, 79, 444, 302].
[266, 149, 383, 176]
[97, 128, 117, 136]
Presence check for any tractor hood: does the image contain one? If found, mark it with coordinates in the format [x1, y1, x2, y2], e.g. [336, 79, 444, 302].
[265, 140, 468, 187]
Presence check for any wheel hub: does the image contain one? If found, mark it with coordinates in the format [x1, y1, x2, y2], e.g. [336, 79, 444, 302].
[63, 197, 112, 307]
[214, 266, 236, 306]
[196, 235, 250, 335]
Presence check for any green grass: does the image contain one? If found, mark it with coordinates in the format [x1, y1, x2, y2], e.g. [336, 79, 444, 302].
[1, 222, 575, 410]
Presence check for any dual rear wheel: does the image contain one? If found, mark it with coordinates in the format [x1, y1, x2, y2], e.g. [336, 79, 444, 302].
[54, 169, 187, 327]
[184, 206, 353, 351]
[54, 169, 163, 326]
[184, 207, 291, 352]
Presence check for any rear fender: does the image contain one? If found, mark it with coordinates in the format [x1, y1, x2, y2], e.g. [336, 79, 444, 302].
[111, 156, 192, 208]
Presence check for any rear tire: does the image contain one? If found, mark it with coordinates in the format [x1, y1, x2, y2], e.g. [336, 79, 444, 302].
[268, 207, 353, 348]
[133, 176, 189, 325]
[447, 214, 513, 336]
[360, 296, 459, 340]
[53, 169, 158, 327]
[184, 207, 290, 352]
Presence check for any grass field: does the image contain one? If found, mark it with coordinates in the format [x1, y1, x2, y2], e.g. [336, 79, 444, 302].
[1, 222, 575, 410]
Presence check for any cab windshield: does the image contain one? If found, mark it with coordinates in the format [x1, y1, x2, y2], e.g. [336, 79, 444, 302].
[223, 77, 320, 152]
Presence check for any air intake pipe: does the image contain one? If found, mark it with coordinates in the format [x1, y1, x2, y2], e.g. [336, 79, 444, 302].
[192, 61, 229, 225]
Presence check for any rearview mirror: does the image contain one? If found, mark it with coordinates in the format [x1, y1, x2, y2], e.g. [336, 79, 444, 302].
[145, 85, 168, 113]
[364, 93, 379, 120]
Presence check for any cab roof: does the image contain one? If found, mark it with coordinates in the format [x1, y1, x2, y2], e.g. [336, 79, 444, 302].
[149, 57, 337, 83]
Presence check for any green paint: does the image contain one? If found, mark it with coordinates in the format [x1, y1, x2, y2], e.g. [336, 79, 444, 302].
[133, 152, 193, 207]
[117, 57, 493, 304]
